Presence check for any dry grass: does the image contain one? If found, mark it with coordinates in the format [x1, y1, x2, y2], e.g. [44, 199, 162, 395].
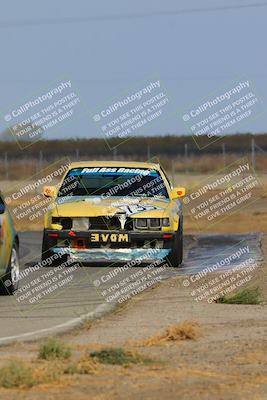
[0, 354, 99, 389]
[75, 354, 99, 374]
[132, 321, 202, 346]
[0, 361, 61, 389]
[61, 355, 99, 375]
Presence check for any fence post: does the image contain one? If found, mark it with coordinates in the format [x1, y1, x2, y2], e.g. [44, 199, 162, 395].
[39, 150, 43, 169]
[222, 143, 226, 168]
[251, 138, 256, 172]
[4, 152, 8, 180]
[184, 143, 188, 174]
[171, 159, 175, 185]
[147, 144, 150, 161]
[113, 147, 117, 160]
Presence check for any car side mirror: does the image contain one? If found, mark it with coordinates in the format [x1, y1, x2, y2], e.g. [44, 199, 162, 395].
[171, 187, 186, 200]
[43, 186, 57, 198]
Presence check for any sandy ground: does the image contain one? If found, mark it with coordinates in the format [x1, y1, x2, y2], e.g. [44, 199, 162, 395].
[0, 236, 266, 399]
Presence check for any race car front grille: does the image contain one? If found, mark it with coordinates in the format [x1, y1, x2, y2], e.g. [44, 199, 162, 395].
[52, 216, 133, 231]
[88, 216, 133, 231]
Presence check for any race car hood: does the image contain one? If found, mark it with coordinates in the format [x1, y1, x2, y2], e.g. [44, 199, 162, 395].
[51, 196, 178, 219]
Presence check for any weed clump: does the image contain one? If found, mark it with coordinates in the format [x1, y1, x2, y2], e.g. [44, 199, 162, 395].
[38, 337, 71, 360]
[216, 287, 261, 305]
[90, 348, 152, 365]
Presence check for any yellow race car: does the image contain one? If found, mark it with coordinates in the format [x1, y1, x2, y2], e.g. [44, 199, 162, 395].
[42, 161, 185, 267]
[0, 192, 20, 294]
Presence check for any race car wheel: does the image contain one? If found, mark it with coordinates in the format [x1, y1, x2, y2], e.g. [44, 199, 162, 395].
[0, 243, 20, 295]
[166, 217, 183, 268]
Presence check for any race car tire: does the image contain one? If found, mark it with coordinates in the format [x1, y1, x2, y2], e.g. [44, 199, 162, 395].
[41, 231, 68, 267]
[166, 217, 183, 268]
[41, 231, 53, 263]
[0, 243, 20, 295]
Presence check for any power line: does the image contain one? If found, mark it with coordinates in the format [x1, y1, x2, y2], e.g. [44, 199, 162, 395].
[0, 2, 266, 29]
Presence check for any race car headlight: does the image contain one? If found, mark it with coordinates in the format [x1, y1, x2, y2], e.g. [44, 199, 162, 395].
[149, 218, 161, 228]
[135, 218, 148, 229]
[162, 218, 170, 227]
[135, 218, 169, 230]
[72, 217, 89, 231]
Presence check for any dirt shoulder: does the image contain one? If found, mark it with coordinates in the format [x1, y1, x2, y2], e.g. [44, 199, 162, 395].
[0, 236, 266, 400]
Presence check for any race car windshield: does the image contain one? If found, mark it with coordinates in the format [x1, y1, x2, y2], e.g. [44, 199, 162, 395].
[58, 167, 169, 198]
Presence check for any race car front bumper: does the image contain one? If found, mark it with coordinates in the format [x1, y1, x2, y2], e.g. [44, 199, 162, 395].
[54, 247, 170, 263]
[44, 229, 174, 263]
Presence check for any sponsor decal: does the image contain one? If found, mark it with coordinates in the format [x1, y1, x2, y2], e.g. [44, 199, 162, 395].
[90, 233, 129, 243]
[77, 167, 154, 176]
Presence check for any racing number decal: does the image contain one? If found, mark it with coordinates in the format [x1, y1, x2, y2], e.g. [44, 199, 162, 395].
[116, 204, 161, 215]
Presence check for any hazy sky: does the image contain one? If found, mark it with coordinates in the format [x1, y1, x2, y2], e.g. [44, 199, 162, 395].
[0, 0, 266, 140]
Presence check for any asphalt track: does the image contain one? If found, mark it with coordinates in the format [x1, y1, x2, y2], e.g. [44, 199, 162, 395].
[0, 231, 263, 345]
